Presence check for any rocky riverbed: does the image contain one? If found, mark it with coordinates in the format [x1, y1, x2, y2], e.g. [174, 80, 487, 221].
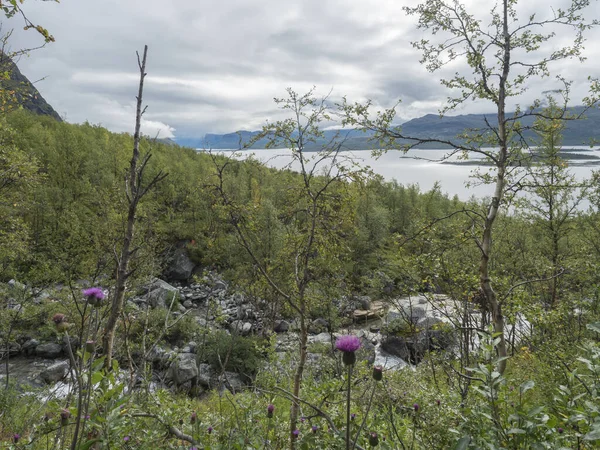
[1, 262, 467, 398]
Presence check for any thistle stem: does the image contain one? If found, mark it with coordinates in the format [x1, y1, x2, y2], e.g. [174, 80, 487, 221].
[346, 364, 353, 450]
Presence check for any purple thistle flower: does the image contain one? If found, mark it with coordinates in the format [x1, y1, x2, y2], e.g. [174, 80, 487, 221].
[413, 403, 419, 412]
[82, 287, 105, 300]
[336, 335, 361, 365]
[335, 335, 361, 353]
[558, 427, 564, 434]
[267, 404, 274, 418]
[292, 429, 300, 438]
[351, 413, 356, 420]
[300, 416, 306, 423]
[312, 425, 318, 433]
[436, 399, 440, 406]
[207, 426, 213, 434]
[190, 411, 197, 424]
[123, 436, 130, 442]
[13, 433, 20, 444]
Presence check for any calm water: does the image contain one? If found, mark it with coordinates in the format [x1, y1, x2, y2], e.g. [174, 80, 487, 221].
[210, 147, 600, 201]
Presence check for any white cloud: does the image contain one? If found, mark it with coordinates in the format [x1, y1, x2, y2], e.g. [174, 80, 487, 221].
[6, 0, 600, 139]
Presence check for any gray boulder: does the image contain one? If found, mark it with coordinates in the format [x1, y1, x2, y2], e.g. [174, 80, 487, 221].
[197, 363, 214, 388]
[146, 279, 178, 309]
[273, 320, 290, 333]
[230, 320, 252, 336]
[168, 353, 198, 385]
[35, 342, 63, 358]
[309, 318, 329, 334]
[40, 361, 69, 384]
[222, 372, 244, 393]
[22, 338, 39, 356]
[166, 249, 196, 281]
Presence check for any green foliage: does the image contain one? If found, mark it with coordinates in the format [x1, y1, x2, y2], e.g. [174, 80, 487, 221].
[201, 330, 265, 376]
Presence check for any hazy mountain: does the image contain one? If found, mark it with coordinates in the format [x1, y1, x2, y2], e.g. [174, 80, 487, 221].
[179, 107, 600, 150]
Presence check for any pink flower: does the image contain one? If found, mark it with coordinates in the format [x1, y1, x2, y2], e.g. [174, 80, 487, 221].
[335, 335, 361, 353]
[82, 287, 105, 300]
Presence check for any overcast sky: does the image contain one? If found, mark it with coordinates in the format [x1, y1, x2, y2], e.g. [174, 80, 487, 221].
[6, 0, 600, 140]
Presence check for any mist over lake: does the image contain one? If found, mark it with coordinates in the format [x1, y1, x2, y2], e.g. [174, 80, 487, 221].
[211, 147, 600, 201]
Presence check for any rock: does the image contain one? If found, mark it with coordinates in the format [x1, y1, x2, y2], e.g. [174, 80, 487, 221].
[183, 300, 193, 309]
[22, 339, 39, 356]
[35, 342, 63, 358]
[213, 280, 227, 292]
[147, 346, 173, 369]
[386, 305, 426, 325]
[309, 332, 331, 344]
[40, 361, 69, 384]
[146, 279, 178, 309]
[353, 301, 386, 322]
[417, 316, 444, 330]
[380, 335, 419, 362]
[166, 249, 196, 281]
[62, 335, 80, 353]
[355, 295, 372, 310]
[273, 320, 290, 333]
[222, 372, 244, 393]
[2, 341, 21, 356]
[182, 341, 197, 354]
[381, 326, 454, 364]
[230, 320, 252, 336]
[168, 353, 198, 385]
[309, 318, 329, 334]
[197, 363, 214, 388]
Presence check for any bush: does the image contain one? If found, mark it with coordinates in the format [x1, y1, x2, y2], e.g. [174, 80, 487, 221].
[199, 330, 264, 377]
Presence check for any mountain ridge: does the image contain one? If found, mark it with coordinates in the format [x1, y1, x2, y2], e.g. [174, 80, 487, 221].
[176, 106, 600, 150]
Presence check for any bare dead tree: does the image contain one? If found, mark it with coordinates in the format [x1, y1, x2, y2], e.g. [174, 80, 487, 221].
[102, 45, 167, 370]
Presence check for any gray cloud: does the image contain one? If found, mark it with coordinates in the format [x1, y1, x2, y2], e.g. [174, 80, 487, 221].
[6, 0, 600, 139]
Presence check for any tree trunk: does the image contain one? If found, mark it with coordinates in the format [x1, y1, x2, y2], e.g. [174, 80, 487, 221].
[102, 45, 148, 370]
[289, 311, 308, 449]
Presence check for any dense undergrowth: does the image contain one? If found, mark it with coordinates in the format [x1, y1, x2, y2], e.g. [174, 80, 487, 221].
[1, 107, 600, 449]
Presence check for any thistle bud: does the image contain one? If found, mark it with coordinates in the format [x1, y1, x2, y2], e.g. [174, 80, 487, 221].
[60, 409, 71, 426]
[372, 365, 383, 381]
[369, 432, 379, 447]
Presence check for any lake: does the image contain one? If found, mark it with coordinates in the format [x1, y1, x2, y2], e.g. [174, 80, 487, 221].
[209, 147, 600, 201]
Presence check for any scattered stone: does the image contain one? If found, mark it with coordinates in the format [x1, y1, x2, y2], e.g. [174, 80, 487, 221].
[35, 342, 63, 359]
[309, 318, 329, 334]
[146, 279, 178, 309]
[40, 361, 69, 384]
[197, 363, 214, 388]
[273, 320, 290, 333]
[168, 353, 198, 385]
[21, 339, 39, 356]
[353, 301, 386, 321]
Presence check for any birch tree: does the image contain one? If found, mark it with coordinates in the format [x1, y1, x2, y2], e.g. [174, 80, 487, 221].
[341, 0, 599, 373]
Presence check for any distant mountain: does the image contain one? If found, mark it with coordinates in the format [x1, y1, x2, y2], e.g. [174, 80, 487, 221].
[179, 106, 600, 150]
[175, 129, 373, 150]
[0, 53, 62, 121]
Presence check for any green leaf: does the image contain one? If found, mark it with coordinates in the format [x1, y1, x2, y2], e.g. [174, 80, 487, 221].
[583, 428, 600, 441]
[587, 322, 600, 334]
[520, 380, 535, 394]
[453, 436, 471, 450]
[507, 428, 526, 434]
[77, 439, 101, 450]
